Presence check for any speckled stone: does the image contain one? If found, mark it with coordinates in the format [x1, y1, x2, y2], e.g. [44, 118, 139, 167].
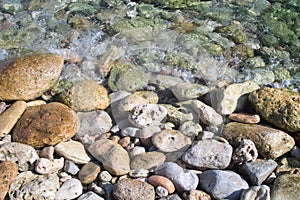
[271, 174, 300, 200]
[130, 151, 166, 171]
[12, 102, 80, 149]
[170, 82, 209, 101]
[0, 161, 18, 200]
[232, 138, 258, 165]
[55, 178, 83, 200]
[35, 157, 64, 175]
[148, 175, 175, 194]
[78, 191, 104, 200]
[184, 190, 211, 200]
[78, 162, 101, 184]
[0, 53, 63, 101]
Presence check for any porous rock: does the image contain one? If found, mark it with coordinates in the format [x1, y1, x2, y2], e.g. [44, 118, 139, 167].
[0, 161, 18, 200]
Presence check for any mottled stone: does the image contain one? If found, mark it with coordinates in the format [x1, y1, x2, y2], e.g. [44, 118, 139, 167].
[223, 122, 295, 159]
[64, 160, 80, 175]
[133, 91, 159, 104]
[39, 146, 54, 160]
[0, 53, 63, 101]
[98, 171, 112, 182]
[78, 191, 104, 200]
[149, 175, 175, 194]
[12, 102, 80, 148]
[35, 157, 64, 175]
[170, 82, 209, 101]
[232, 139, 258, 165]
[149, 74, 183, 89]
[248, 87, 300, 132]
[240, 185, 270, 200]
[163, 104, 194, 126]
[271, 174, 300, 200]
[130, 152, 166, 170]
[113, 178, 155, 200]
[78, 162, 101, 184]
[55, 178, 83, 200]
[129, 169, 149, 178]
[0, 161, 18, 200]
[179, 121, 202, 138]
[184, 190, 211, 200]
[228, 113, 260, 124]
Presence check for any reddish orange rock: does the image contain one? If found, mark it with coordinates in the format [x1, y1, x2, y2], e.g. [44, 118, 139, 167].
[148, 175, 175, 194]
[228, 113, 260, 124]
[0, 161, 18, 200]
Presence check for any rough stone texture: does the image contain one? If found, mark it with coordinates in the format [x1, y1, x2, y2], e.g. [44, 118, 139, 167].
[199, 170, 249, 200]
[78, 191, 104, 200]
[35, 157, 64, 175]
[232, 139, 258, 165]
[78, 162, 101, 184]
[170, 82, 209, 101]
[240, 185, 270, 200]
[12, 102, 80, 149]
[58, 80, 110, 112]
[55, 178, 83, 200]
[248, 87, 300, 132]
[0, 53, 64, 101]
[271, 174, 300, 200]
[182, 139, 232, 169]
[223, 122, 295, 159]
[228, 113, 260, 124]
[113, 178, 155, 200]
[130, 152, 166, 170]
[0, 142, 38, 171]
[184, 190, 211, 200]
[0, 101, 27, 138]
[118, 94, 150, 112]
[179, 121, 202, 138]
[9, 171, 59, 200]
[88, 139, 130, 175]
[0, 161, 18, 200]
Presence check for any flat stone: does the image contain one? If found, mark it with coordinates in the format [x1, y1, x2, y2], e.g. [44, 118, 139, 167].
[88, 139, 130, 176]
[271, 174, 300, 200]
[78, 191, 104, 200]
[12, 102, 80, 149]
[0, 161, 18, 200]
[228, 113, 260, 124]
[223, 122, 295, 159]
[78, 162, 101, 184]
[0, 142, 38, 171]
[35, 157, 64, 175]
[55, 140, 91, 164]
[0, 101, 27, 138]
[240, 185, 270, 200]
[182, 139, 232, 169]
[64, 160, 80, 175]
[170, 82, 209, 101]
[248, 87, 300, 132]
[55, 178, 83, 200]
[199, 170, 249, 200]
[0, 53, 63, 101]
[130, 151, 166, 170]
[113, 178, 155, 200]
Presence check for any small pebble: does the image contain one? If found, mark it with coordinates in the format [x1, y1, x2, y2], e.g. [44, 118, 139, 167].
[129, 169, 149, 178]
[78, 191, 104, 200]
[59, 172, 72, 182]
[149, 175, 175, 194]
[232, 138, 258, 165]
[39, 146, 54, 160]
[228, 113, 260, 124]
[156, 186, 169, 197]
[129, 146, 146, 158]
[240, 185, 270, 200]
[64, 160, 80, 175]
[121, 127, 141, 137]
[90, 183, 105, 196]
[179, 121, 202, 138]
[78, 162, 101, 185]
[99, 170, 113, 182]
[118, 136, 131, 147]
[55, 178, 83, 199]
[35, 157, 64, 175]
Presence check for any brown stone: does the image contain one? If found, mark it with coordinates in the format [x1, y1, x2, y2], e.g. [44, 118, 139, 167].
[0, 161, 18, 200]
[148, 175, 175, 194]
[130, 152, 166, 170]
[184, 189, 211, 200]
[78, 162, 101, 184]
[228, 113, 260, 124]
[12, 102, 80, 149]
[0, 53, 63, 101]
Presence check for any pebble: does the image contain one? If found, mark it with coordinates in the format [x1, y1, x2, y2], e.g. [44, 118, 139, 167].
[88, 139, 130, 176]
[113, 178, 155, 200]
[271, 174, 300, 200]
[183, 189, 211, 200]
[26, 99, 47, 107]
[99, 170, 113, 182]
[78, 162, 101, 184]
[228, 113, 260, 124]
[118, 136, 131, 147]
[170, 82, 209, 101]
[140, 125, 161, 138]
[121, 127, 141, 137]
[240, 185, 270, 200]
[0, 101, 27, 138]
[12, 102, 80, 148]
[129, 146, 146, 158]
[130, 152, 166, 170]
[179, 121, 202, 138]
[35, 157, 64, 175]
[55, 178, 83, 200]
[39, 146, 54, 160]
[199, 170, 249, 200]
[59, 172, 72, 182]
[129, 169, 149, 178]
[78, 191, 104, 200]
[0, 161, 18, 200]
[55, 140, 91, 164]
[163, 104, 194, 126]
[90, 183, 106, 196]
[0, 142, 39, 171]
[149, 175, 175, 194]
[182, 139, 233, 169]
[149, 74, 183, 89]
[118, 93, 150, 112]
[156, 186, 169, 197]
[133, 91, 159, 104]
[232, 138, 258, 165]
[64, 160, 80, 175]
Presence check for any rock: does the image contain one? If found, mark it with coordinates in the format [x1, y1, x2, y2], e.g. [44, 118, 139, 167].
[58, 80, 110, 112]
[99, 171, 113, 182]
[156, 186, 169, 197]
[179, 121, 202, 138]
[55, 178, 83, 200]
[183, 190, 211, 200]
[130, 152, 166, 170]
[0, 101, 27, 138]
[78, 162, 101, 184]
[232, 139, 258, 165]
[271, 174, 300, 200]
[88, 139, 130, 176]
[248, 87, 300, 132]
[0, 53, 63, 101]
[228, 113, 260, 124]
[182, 139, 232, 169]
[163, 104, 194, 126]
[199, 170, 249, 200]
[26, 99, 47, 107]
[170, 82, 209, 101]
[140, 125, 161, 138]
[223, 122, 295, 159]
[149, 74, 183, 89]
[35, 157, 64, 175]
[0, 142, 38, 171]
[119, 136, 131, 147]
[12, 102, 80, 148]
[121, 127, 141, 137]
[39, 146, 54, 160]
[155, 162, 199, 193]
[148, 175, 175, 194]
[129, 146, 146, 158]
[64, 160, 80, 175]
[113, 178, 155, 200]
[129, 169, 149, 178]
[133, 91, 159, 104]
[118, 94, 150, 112]
[240, 185, 270, 200]
[9, 171, 59, 200]
[55, 140, 91, 164]
[0, 161, 18, 200]
[78, 191, 104, 200]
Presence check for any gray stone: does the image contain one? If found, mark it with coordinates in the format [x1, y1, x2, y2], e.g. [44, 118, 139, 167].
[55, 141, 91, 164]
[131, 152, 166, 170]
[149, 74, 183, 89]
[121, 127, 141, 137]
[156, 186, 169, 197]
[179, 121, 202, 138]
[64, 160, 80, 175]
[236, 68, 275, 85]
[199, 170, 249, 200]
[140, 125, 161, 138]
[240, 185, 270, 200]
[109, 91, 131, 127]
[78, 191, 104, 200]
[182, 139, 232, 169]
[35, 157, 64, 175]
[99, 171, 113, 182]
[39, 146, 54, 160]
[116, 68, 150, 92]
[163, 104, 194, 126]
[55, 178, 83, 200]
[170, 82, 209, 101]
[271, 174, 300, 200]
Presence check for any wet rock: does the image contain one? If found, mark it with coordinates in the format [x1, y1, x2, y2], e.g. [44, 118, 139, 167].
[237, 68, 275, 85]
[58, 80, 110, 112]
[149, 175, 175, 194]
[170, 82, 209, 101]
[64, 160, 80, 175]
[55, 178, 83, 200]
[223, 122, 295, 159]
[78, 162, 101, 184]
[232, 139, 258, 165]
[9, 171, 59, 200]
[0, 161, 18, 200]
[113, 178, 155, 200]
[0, 53, 63, 101]
[88, 139, 130, 176]
[183, 190, 211, 200]
[240, 185, 270, 200]
[228, 113, 260, 124]
[78, 191, 104, 200]
[0, 142, 38, 171]
[199, 170, 249, 200]
[271, 174, 300, 200]
[55, 140, 91, 164]
[35, 157, 64, 175]
[248, 87, 300, 132]
[130, 152, 166, 170]
[12, 102, 80, 149]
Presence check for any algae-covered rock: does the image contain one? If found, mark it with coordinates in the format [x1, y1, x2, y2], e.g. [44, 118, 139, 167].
[144, 0, 210, 10]
[236, 68, 275, 85]
[271, 174, 300, 200]
[164, 52, 196, 70]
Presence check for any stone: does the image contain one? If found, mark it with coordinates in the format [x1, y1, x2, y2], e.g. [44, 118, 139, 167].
[232, 139, 258, 165]
[240, 185, 270, 200]
[179, 121, 202, 138]
[148, 175, 175, 194]
[129, 146, 146, 158]
[131, 151, 166, 170]
[118, 94, 150, 112]
[133, 91, 159, 104]
[88, 139, 130, 176]
[0, 53, 63, 101]
[119, 136, 131, 147]
[0, 101, 27, 138]
[149, 74, 183, 89]
[163, 104, 194, 126]
[78, 191, 104, 200]
[199, 170, 249, 200]
[0, 161, 18, 200]
[113, 178, 155, 200]
[12, 102, 80, 149]
[35, 157, 64, 175]
[228, 113, 260, 124]
[184, 190, 211, 200]
[156, 186, 169, 197]
[99, 171, 113, 182]
[248, 87, 300, 132]
[121, 127, 141, 138]
[182, 139, 233, 169]
[139, 125, 161, 138]
[9, 171, 59, 200]
[39, 146, 54, 160]
[0, 142, 38, 171]
[55, 178, 83, 200]
[271, 174, 300, 200]
[129, 169, 149, 178]
[55, 140, 91, 164]
[64, 160, 80, 175]
[170, 82, 209, 101]
[58, 80, 110, 112]
[78, 162, 101, 185]
[26, 100, 46, 107]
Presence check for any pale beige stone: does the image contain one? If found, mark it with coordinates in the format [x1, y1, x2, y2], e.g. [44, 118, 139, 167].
[55, 141, 91, 164]
[229, 113, 260, 124]
[27, 100, 46, 107]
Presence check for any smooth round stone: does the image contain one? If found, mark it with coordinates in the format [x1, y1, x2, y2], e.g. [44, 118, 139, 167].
[129, 169, 149, 178]
[113, 178, 155, 200]
[199, 170, 249, 200]
[78, 162, 101, 185]
[55, 178, 83, 200]
[179, 121, 202, 138]
[78, 191, 104, 200]
[0, 53, 63, 101]
[170, 82, 209, 101]
[149, 175, 175, 194]
[271, 174, 300, 200]
[240, 185, 270, 200]
[130, 152, 166, 171]
[0, 142, 38, 171]
[0, 161, 18, 200]
[152, 129, 191, 153]
[99, 171, 112, 182]
[64, 160, 80, 175]
[35, 157, 64, 175]
[12, 102, 80, 149]
[118, 136, 131, 147]
[55, 140, 91, 164]
[129, 146, 146, 158]
[118, 94, 150, 112]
